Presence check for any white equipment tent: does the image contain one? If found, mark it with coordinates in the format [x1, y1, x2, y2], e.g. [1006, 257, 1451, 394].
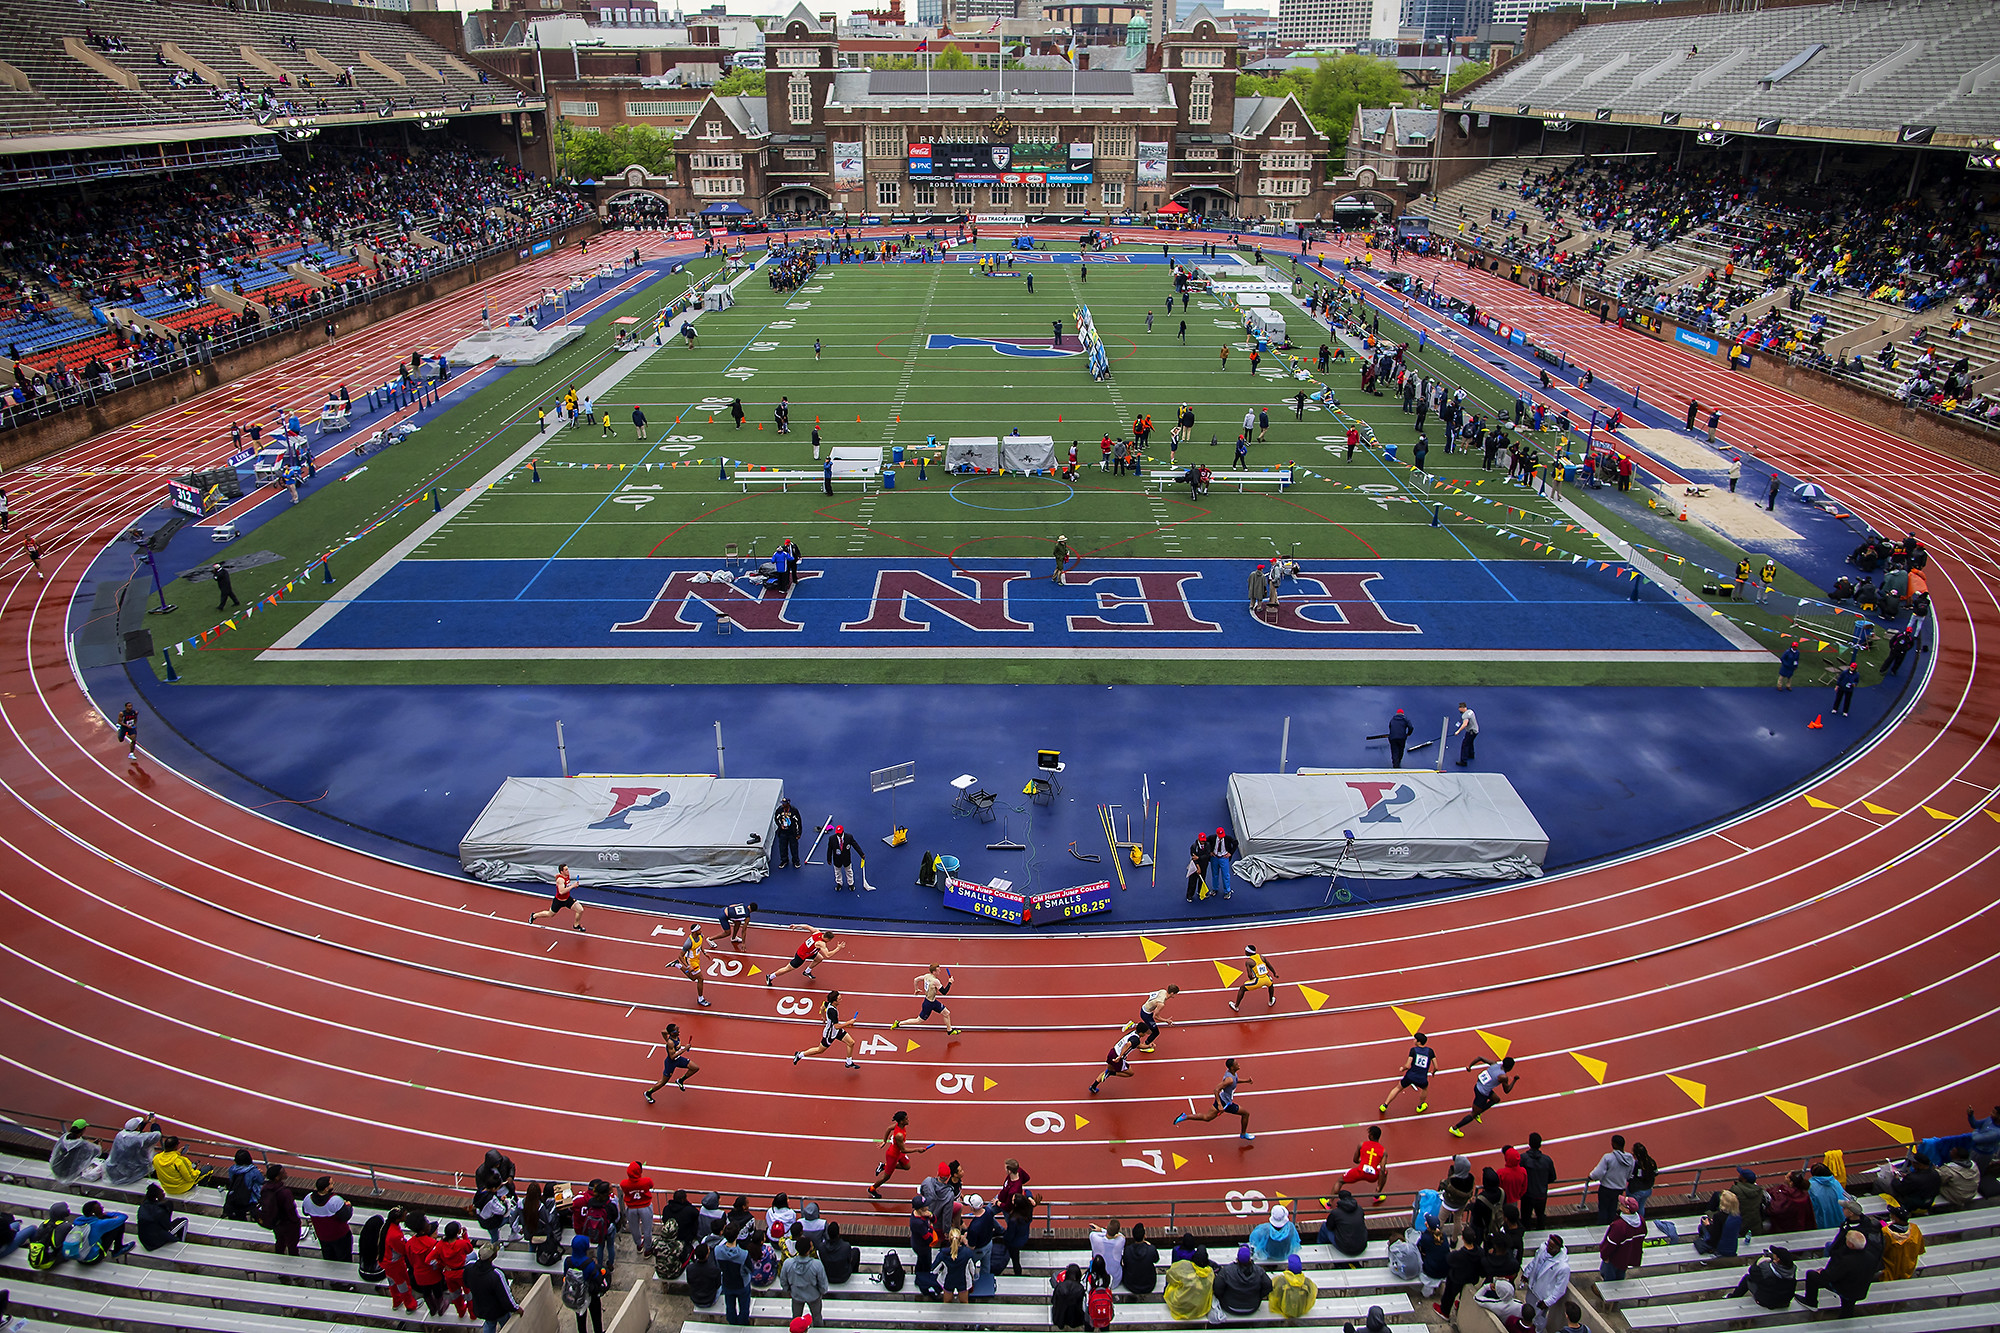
[1000, 434, 1057, 472]
[461, 774, 781, 888]
[1226, 771, 1548, 884]
[1247, 309, 1287, 343]
[947, 436, 1000, 471]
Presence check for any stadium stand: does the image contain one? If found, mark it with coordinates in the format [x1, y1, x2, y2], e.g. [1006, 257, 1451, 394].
[1468, 0, 2000, 138]
[0, 0, 523, 139]
[2, 1106, 1996, 1333]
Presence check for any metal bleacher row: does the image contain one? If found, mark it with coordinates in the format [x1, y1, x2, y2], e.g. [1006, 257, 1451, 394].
[0, 0, 523, 140]
[5, 1133, 2000, 1333]
[1471, 0, 2000, 137]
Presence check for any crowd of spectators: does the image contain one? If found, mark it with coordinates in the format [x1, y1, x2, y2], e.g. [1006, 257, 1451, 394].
[0, 141, 587, 425]
[15, 1105, 1998, 1331]
[1460, 153, 1997, 322]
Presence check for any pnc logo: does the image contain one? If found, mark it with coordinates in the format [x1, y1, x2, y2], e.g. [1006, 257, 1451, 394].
[1346, 780, 1418, 824]
[591, 786, 671, 830]
[925, 334, 1078, 359]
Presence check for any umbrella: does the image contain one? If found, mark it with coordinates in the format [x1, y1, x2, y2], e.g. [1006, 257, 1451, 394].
[699, 201, 752, 217]
[1157, 202, 1189, 215]
[1793, 483, 1827, 501]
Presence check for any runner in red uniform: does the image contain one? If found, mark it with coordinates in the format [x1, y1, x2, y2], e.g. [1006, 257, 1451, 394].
[1340, 1125, 1390, 1203]
[766, 926, 843, 987]
[868, 1110, 932, 1197]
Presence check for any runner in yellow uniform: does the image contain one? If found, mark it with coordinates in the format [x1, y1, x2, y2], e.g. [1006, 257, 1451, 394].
[1229, 944, 1280, 1012]
[676, 925, 712, 1008]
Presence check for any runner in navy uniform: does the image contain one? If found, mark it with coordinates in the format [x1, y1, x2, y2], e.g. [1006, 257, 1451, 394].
[115, 703, 139, 758]
[1174, 1057, 1254, 1141]
[793, 991, 860, 1069]
[719, 901, 758, 946]
[1378, 1031, 1438, 1116]
[643, 1024, 698, 1101]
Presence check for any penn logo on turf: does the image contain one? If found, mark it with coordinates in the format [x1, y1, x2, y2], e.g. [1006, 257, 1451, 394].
[924, 334, 1078, 358]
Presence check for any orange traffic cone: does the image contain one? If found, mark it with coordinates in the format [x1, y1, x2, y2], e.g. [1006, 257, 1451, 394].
[1678, 495, 1689, 521]
[1808, 715, 1824, 729]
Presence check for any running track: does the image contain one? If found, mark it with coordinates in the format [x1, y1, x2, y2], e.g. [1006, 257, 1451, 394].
[2, 224, 1995, 1223]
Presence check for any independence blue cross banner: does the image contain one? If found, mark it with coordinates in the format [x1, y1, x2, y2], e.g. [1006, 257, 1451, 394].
[290, 559, 1744, 655]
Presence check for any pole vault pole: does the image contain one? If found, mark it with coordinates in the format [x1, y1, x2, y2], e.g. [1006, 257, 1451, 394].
[1436, 717, 1449, 774]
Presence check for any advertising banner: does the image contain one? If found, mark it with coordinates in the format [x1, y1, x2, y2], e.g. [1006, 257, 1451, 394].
[1137, 142, 1168, 187]
[832, 141, 863, 191]
[1070, 142, 1094, 164]
[1675, 327, 1722, 356]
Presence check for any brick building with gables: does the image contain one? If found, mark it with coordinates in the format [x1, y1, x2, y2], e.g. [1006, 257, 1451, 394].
[603, 3, 1355, 222]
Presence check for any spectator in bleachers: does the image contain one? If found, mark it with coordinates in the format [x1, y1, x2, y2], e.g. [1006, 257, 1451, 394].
[1730, 1166, 1767, 1235]
[1969, 1104, 2000, 1161]
[1729, 1246, 1797, 1309]
[0, 1208, 27, 1259]
[781, 1236, 831, 1326]
[48, 1118, 101, 1185]
[1939, 1146, 1980, 1209]
[1051, 1260, 1088, 1328]
[573, 1179, 622, 1271]
[1807, 1161, 1849, 1227]
[150, 1136, 208, 1195]
[1880, 1207, 1925, 1281]
[1214, 1244, 1273, 1316]
[1473, 1276, 1522, 1326]
[75, 1199, 134, 1258]
[715, 1222, 753, 1324]
[1598, 1196, 1644, 1281]
[438, 1221, 477, 1317]
[685, 1240, 722, 1309]
[1318, 1191, 1368, 1258]
[302, 1176, 354, 1262]
[1692, 1190, 1742, 1260]
[259, 1163, 302, 1256]
[476, 1148, 517, 1194]
[408, 1213, 448, 1315]
[103, 1113, 163, 1186]
[1887, 1153, 1942, 1213]
[223, 1148, 264, 1222]
[1518, 1234, 1570, 1332]
[1417, 1215, 1450, 1297]
[620, 1163, 657, 1256]
[565, 1231, 610, 1332]
[468, 1240, 521, 1331]
[1248, 1204, 1301, 1261]
[1797, 1212, 1884, 1316]
[1765, 1170, 1815, 1233]
[663, 1189, 700, 1252]
[136, 1183, 187, 1250]
[1434, 1229, 1481, 1319]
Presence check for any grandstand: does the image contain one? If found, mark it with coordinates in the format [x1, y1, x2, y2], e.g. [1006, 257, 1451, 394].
[1463, 0, 2000, 141]
[0, 0, 529, 142]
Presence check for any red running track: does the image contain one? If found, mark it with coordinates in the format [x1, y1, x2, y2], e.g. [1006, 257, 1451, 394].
[1, 227, 1996, 1222]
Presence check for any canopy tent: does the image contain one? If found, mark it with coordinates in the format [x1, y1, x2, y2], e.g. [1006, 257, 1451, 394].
[1226, 771, 1549, 884]
[460, 774, 781, 889]
[1157, 202, 1189, 214]
[699, 201, 753, 217]
[1000, 434, 1057, 472]
[946, 436, 1000, 472]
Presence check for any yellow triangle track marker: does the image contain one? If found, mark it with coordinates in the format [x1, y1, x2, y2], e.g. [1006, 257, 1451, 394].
[1869, 1117, 1914, 1145]
[1668, 1074, 1707, 1107]
[1172, 1154, 1189, 1170]
[1214, 960, 1244, 987]
[1299, 985, 1329, 1012]
[1923, 806, 1956, 820]
[982, 1077, 998, 1091]
[1391, 1006, 1426, 1035]
[1862, 801, 1898, 816]
[1477, 1029, 1512, 1059]
[1141, 937, 1167, 962]
[1571, 1052, 1608, 1084]
[1767, 1096, 1811, 1130]
[747, 965, 763, 975]
[906, 1039, 920, 1052]
[1804, 795, 1839, 810]
[1075, 1115, 1090, 1130]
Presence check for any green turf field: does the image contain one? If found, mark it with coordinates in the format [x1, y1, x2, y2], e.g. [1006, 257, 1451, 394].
[157, 247, 1836, 688]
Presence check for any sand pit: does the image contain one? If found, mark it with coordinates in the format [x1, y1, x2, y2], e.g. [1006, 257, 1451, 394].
[1623, 427, 1747, 472]
[1641, 483, 1801, 547]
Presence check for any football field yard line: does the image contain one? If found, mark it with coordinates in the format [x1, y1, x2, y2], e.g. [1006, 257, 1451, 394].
[264, 260, 768, 656]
